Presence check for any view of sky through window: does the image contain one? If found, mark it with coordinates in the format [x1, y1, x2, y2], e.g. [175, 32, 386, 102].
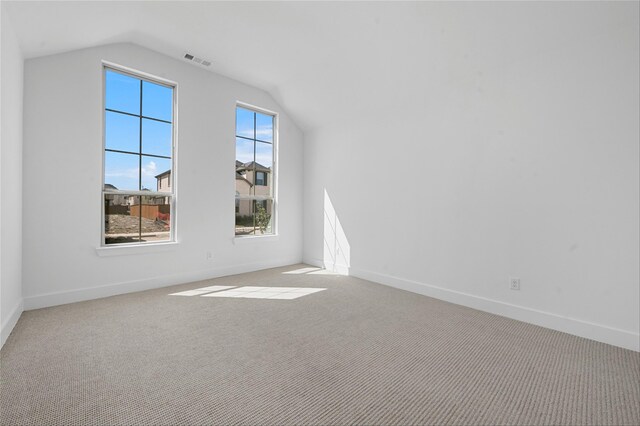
[235, 107, 273, 167]
[104, 70, 173, 191]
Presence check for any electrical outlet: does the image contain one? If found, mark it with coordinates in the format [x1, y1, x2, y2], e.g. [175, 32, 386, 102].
[509, 277, 520, 290]
[206, 251, 213, 260]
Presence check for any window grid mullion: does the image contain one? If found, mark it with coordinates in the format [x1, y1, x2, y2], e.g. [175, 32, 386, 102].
[105, 108, 172, 125]
[253, 112, 257, 232]
[235, 134, 272, 145]
[138, 80, 143, 242]
[105, 191, 173, 197]
[105, 148, 171, 160]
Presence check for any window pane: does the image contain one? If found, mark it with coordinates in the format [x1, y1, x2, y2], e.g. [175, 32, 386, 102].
[105, 111, 139, 153]
[141, 156, 171, 191]
[142, 81, 172, 122]
[140, 195, 171, 243]
[105, 151, 139, 191]
[236, 137, 254, 165]
[142, 119, 172, 157]
[255, 141, 273, 168]
[256, 113, 273, 142]
[235, 199, 254, 236]
[235, 146, 253, 199]
[105, 194, 140, 244]
[234, 199, 274, 236]
[236, 107, 254, 139]
[105, 70, 140, 115]
[254, 199, 274, 235]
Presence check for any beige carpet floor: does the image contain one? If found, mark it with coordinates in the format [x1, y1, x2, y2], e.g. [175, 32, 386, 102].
[1, 264, 638, 425]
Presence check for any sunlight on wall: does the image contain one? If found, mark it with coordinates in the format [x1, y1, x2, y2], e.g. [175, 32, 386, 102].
[323, 189, 351, 274]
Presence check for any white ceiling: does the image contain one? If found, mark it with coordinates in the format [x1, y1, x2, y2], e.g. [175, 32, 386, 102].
[3, 1, 634, 131]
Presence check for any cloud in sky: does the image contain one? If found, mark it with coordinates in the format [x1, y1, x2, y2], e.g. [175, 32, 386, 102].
[255, 127, 272, 138]
[105, 168, 137, 179]
[105, 161, 158, 179]
[142, 160, 157, 176]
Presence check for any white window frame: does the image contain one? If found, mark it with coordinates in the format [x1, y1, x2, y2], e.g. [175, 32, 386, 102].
[100, 62, 178, 248]
[235, 102, 278, 238]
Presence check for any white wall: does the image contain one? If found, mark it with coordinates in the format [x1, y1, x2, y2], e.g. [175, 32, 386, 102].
[22, 43, 303, 309]
[1, 6, 24, 347]
[304, 6, 639, 350]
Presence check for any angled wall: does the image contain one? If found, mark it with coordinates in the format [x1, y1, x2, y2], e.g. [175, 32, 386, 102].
[303, 3, 639, 350]
[22, 43, 303, 309]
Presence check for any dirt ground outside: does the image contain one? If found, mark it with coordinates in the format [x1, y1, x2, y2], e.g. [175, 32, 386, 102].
[105, 214, 170, 244]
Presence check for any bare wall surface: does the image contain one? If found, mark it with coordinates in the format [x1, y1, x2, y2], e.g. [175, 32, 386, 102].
[303, 3, 639, 350]
[0, 5, 24, 347]
[22, 43, 303, 308]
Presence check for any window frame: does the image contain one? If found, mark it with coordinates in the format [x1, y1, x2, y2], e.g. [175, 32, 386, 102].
[234, 102, 278, 238]
[101, 62, 178, 247]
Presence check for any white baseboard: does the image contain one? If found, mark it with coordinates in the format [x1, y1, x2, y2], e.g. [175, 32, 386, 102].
[24, 257, 301, 311]
[350, 267, 640, 352]
[1, 299, 24, 349]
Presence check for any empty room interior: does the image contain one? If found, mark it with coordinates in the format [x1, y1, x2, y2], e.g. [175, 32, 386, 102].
[1, 1, 639, 425]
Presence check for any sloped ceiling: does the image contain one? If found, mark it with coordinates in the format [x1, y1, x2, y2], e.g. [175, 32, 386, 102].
[3, 1, 635, 131]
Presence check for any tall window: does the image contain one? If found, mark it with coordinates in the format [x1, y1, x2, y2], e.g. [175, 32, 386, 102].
[235, 105, 276, 236]
[103, 67, 175, 245]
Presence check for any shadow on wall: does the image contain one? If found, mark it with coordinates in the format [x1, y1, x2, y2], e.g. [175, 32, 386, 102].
[323, 189, 351, 274]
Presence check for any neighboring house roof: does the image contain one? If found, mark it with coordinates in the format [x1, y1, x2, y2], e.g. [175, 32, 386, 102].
[104, 184, 118, 190]
[155, 169, 171, 179]
[237, 161, 271, 172]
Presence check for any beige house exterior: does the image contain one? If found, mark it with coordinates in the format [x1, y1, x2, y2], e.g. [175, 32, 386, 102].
[235, 161, 272, 216]
[156, 170, 171, 192]
[152, 170, 172, 206]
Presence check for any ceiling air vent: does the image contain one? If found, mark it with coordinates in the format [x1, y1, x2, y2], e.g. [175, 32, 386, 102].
[183, 53, 211, 67]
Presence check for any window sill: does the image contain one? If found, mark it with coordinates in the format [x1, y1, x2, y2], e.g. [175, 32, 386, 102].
[95, 241, 179, 257]
[233, 234, 279, 245]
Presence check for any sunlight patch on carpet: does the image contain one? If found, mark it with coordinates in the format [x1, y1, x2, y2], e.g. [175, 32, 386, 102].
[201, 286, 326, 300]
[169, 285, 236, 296]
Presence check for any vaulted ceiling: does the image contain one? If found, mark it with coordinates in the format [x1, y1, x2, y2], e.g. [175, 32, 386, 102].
[3, 1, 634, 131]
